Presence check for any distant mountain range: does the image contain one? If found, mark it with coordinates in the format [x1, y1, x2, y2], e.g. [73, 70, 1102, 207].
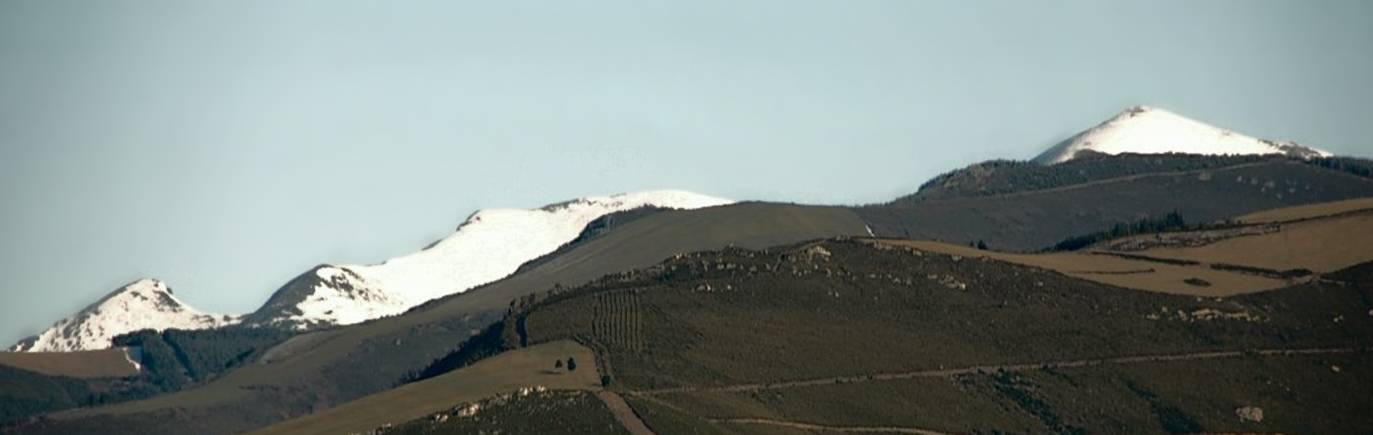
[4, 106, 1354, 353]
[10, 192, 731, 352]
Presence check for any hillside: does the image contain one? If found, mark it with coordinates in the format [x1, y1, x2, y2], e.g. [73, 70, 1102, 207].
[870, 198, 1373, 297]
[511, 239, 1373, 434]
[11, 203, 867, 435]
[10, 194, 1372, 433]
[258, 236, 1373, 434]
[861, 155, 1373, 251]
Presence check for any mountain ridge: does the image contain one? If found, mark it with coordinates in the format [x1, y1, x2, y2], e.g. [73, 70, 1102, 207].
[9, 191, 733, 352]
[6, 106, 1357, 353]
[242, 190, 733, 329]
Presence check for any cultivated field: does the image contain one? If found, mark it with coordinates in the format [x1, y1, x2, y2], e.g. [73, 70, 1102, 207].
[0, 348, 137, 379]
[593, 290, 646, 352]
[1140, 212, 1373, 273]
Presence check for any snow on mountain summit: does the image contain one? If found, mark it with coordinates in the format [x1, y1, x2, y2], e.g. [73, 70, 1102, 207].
[246, 190, 733, 329]
[10, 279, 240, 352]
[1034, 106, 1332, 164]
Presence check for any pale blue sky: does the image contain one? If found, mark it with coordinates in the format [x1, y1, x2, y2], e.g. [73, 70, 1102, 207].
[2, 0, 1371, 345]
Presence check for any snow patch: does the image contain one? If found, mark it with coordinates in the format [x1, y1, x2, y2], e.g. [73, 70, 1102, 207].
[121, 346, 143, 372]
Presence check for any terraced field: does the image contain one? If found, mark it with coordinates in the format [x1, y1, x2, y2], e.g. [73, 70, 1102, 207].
[593, 290, 646, 353]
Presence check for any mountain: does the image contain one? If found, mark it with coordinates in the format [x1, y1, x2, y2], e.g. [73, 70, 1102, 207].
[10, 202, 865, 435]
[9, 279, 239, 353]
[243, 190, 733, 329]
[1034, 106, 1331, 164]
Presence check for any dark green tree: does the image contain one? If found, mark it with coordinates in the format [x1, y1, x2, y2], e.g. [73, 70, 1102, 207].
[567, 357, 578, 371]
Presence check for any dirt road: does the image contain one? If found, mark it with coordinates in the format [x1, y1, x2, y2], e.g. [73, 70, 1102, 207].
[598, 391, 656, 435]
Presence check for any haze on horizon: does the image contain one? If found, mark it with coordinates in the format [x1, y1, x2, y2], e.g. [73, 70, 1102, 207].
[2, 0, 1371, 345]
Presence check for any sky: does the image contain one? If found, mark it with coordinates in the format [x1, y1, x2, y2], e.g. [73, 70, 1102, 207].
[2, 0, 1371, 346]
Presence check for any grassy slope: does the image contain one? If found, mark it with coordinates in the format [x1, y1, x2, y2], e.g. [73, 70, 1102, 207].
[859, 159, 1373, 251]
[523, 239, 1373, 433]
[250, 340, 600, 435]
[22, 203, 866, 435]
[527, 240, 1372, 389]
[0, 349, 136, 379]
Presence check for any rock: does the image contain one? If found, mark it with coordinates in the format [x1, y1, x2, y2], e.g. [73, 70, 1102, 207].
[1236, 406, 1264, 423]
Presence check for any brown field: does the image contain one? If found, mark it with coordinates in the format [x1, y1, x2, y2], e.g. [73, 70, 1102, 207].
[1141, 212, 1373, 273]
[248, 340, 601, 435]
[870, 240, 1287, 297]
[872, 202, 1373, 297]
[1235, 196, 1373, 224]
[0, 347, 138, 379]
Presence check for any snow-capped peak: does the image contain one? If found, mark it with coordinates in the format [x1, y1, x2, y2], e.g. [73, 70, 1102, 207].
[1034, 106, 1332, 164]
[246, 189, 733, 329]
[9, 279, 240, 352]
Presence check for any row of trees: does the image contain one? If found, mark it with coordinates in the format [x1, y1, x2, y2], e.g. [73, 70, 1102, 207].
[1050, 211, 1189, 251]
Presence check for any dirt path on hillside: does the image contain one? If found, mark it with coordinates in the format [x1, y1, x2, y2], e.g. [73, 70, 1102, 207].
[708, 418, 952, 434]
[633, 346, 1365, 395]
[598, 391, 657, 435]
